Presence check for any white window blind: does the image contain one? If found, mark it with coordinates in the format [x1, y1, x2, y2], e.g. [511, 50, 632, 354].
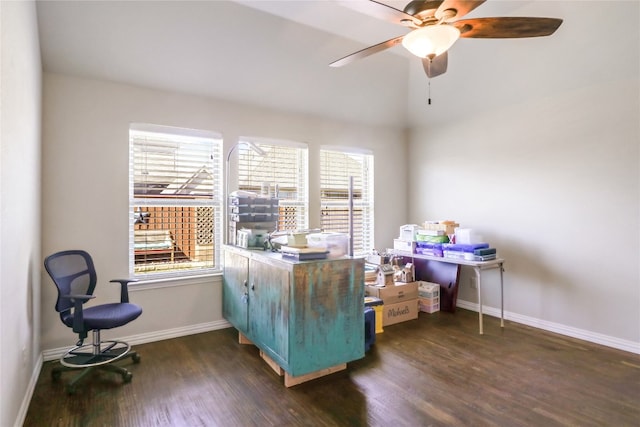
[320, 148, 374, 256]
[236, 138, 308, 232]
[129, 125, 223, 278]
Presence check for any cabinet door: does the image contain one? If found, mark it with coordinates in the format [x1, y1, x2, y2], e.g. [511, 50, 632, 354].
[248, 259, 290, 365]
[223, 250, 249, 333]
[289, 259, 364, 375]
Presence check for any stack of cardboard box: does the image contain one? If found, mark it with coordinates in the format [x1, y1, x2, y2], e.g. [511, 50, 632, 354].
[365, 281, 418, 326]
[365, 253, 420, 326]
[364, 261, 416, 326]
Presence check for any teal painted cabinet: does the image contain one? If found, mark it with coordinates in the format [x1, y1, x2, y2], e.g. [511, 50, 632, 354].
[223, 245, 365, 377]
[222, 249, 249, 332]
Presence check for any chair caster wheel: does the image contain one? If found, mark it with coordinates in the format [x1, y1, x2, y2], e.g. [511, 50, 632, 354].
[123, 371, 133, 383]
[132, 353, 141, 363]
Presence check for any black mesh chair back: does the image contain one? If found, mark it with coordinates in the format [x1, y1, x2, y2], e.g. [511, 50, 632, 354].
[45, 250, 97, 322]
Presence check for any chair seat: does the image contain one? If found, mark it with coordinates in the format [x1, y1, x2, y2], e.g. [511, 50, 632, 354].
[63, 303, 143, 331]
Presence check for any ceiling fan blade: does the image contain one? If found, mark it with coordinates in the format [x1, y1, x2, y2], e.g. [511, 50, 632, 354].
[338, 0, 422, 27]
[454, 17, 563, 38]
[330, 35, 405, 67]
[435, 0, 485, 21]
[422, 51, 448, 78]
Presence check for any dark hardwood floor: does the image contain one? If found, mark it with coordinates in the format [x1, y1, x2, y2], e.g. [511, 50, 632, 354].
[24, 309, 640, 426]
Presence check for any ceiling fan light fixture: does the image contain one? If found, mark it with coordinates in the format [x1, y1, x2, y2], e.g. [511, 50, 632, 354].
[402, 24, 460, 58]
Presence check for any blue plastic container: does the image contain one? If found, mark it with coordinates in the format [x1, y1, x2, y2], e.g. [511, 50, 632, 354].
[364, 307, 376, 352]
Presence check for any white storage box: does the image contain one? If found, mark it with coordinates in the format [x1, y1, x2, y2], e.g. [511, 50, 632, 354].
[418, 281, 440, 299]
[418, 281, 440, 313]
[393, 239, 416, 253]
[419, 297, 440, 314]
[399, 224, 421, 241]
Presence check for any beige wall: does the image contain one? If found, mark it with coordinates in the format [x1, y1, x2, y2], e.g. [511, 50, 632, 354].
[1, 1, 42, 426]
[40, 72, 408, 351]
[406, 2, 639, 349]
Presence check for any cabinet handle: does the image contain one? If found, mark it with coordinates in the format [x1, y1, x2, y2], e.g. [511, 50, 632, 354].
[251, 283, 255, 291]
[243, 280, 248, 288]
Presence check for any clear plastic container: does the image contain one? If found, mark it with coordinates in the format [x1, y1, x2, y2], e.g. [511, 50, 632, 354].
[306, 232, 349, 258]
[455, 228, 483, 244]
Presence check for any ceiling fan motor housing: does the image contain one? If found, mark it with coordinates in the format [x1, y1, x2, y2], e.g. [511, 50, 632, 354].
[404, 0, 444, 20]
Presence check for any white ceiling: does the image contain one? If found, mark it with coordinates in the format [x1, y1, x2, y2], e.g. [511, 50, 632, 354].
[36, 1, 635, 128]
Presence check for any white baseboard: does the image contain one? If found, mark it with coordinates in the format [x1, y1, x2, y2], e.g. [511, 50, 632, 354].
[42, 319, 232, 362]
[456, 299, 640, 355]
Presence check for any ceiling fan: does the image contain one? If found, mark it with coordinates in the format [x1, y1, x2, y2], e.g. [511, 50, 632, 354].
[330, 0, 563, 79]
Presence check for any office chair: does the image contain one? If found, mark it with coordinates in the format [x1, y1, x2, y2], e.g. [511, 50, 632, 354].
[44, 249, 143, 394]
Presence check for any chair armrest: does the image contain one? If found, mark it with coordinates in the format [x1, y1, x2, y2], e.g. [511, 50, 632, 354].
[60, 294, 95, 334]
[60, 294, 95, 302]
[110, 279, 138, 303]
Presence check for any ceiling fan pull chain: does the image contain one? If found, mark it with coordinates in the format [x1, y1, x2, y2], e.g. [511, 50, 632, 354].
[428, 79, 432, 105]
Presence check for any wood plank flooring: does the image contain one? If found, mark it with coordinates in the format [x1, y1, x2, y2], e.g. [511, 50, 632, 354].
[24, 309, 640, 426]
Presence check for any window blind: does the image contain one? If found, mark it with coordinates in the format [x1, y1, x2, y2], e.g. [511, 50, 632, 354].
[236, 138, 308, 232]
[129, 125, 223, 278]
[320, 148, 374, 256]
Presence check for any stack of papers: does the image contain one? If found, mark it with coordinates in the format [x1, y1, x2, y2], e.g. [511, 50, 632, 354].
[281, 246, 329, 260]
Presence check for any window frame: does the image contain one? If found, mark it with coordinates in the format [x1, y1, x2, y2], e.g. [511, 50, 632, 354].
[235, 137, 309, 233]
[129, 123, 224, 280]
[319, 146, 375, 257]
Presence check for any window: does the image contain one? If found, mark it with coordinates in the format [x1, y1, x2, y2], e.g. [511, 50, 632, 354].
[320, 147, 374, 256]
[236, 138, 308, 232]
[129, 124, 223, 278]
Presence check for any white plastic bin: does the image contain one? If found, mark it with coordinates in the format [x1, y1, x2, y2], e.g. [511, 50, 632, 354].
[306, 232, 349, 258]
[455, 228, 483, 244]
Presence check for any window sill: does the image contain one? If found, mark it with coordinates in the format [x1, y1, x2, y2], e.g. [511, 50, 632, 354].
[129, 271, 222, 292]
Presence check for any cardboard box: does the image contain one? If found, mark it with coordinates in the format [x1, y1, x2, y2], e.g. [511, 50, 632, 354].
[423, 221, 459, 236]
[383, 299, 419, 326]
[365, 281, 419, 305]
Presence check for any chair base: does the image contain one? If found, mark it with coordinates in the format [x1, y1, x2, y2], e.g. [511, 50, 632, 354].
[60, 339, 133, 368]
[52, 339, 141, 395]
